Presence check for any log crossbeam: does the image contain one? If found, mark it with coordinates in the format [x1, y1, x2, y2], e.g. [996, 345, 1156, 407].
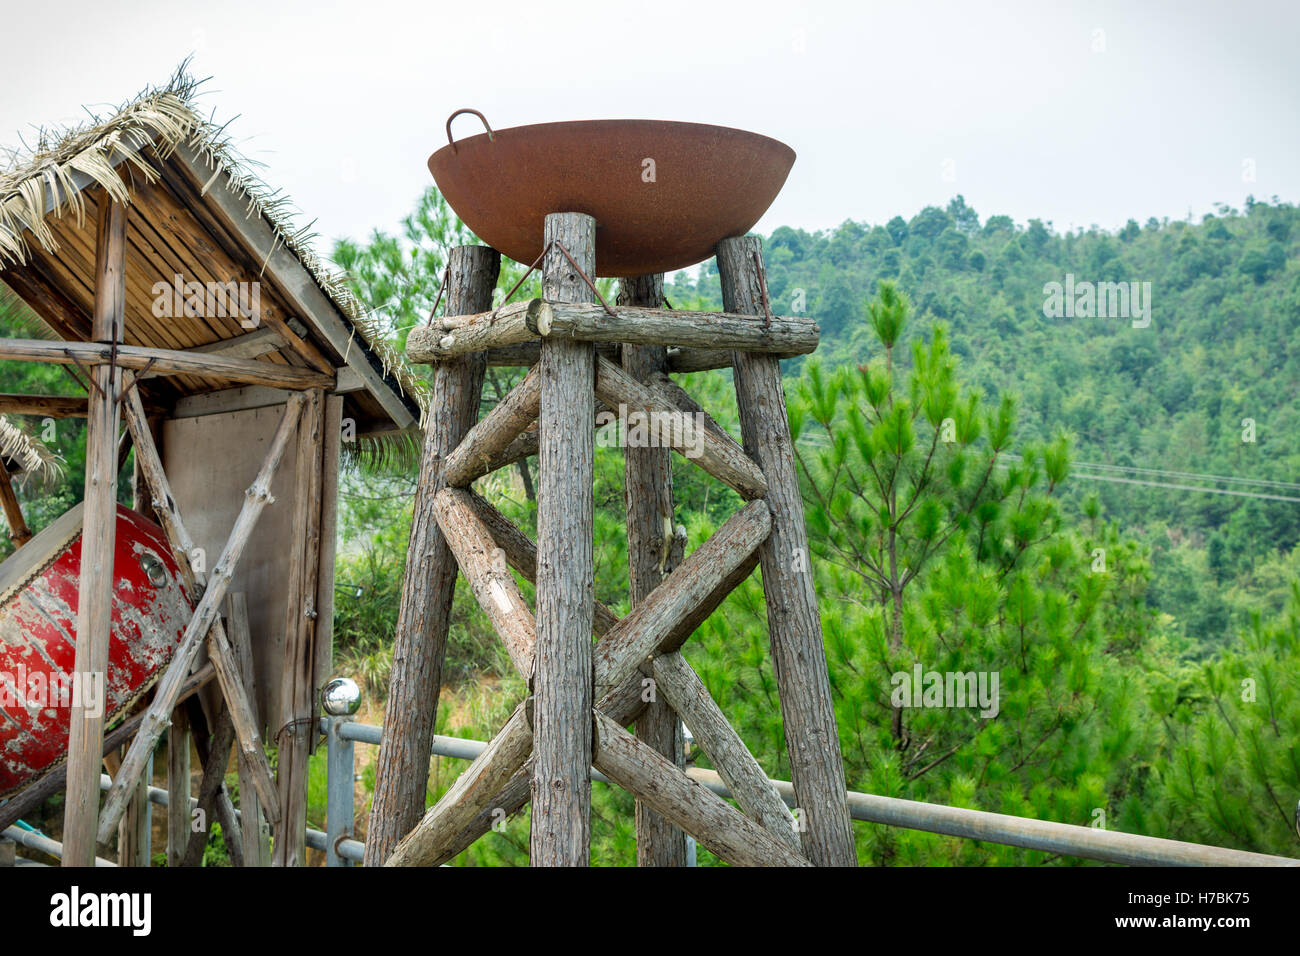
[408, 300, 819, 364]
[386, 499, 783, 866]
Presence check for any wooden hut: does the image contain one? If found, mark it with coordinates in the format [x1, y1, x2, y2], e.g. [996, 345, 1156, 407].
[0, 73, 422, 865]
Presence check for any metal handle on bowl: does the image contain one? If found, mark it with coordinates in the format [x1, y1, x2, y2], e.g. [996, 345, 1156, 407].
[446, 109, 495, 152]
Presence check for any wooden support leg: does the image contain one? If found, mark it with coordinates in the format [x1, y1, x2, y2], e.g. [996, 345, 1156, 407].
[532, 212, 597, 866]
[274, 388, 326, 867]
[116, 748, 152, 866]
[717, 236, 857, 867]
[619, 273, 688, 867]
[364, 245, 501, 866]
[166, 705, 191, 868]
[183, 698, 244, 867]
[228, 594, 271, 866]
[592, 713, 810, 867]
[63, 197, 126, 867]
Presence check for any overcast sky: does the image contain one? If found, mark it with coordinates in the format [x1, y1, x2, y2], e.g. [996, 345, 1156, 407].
[3, 0, 1297, 266]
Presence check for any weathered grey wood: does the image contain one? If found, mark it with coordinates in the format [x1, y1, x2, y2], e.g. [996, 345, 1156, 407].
[593, 500, 771, 699]
[97, 395, 304, 842]
[483, 341, 620, 367]
[0, 338, 335, 390]
[646, 371, 746, 458]
[274, 387, 326, 867]
[0, 392, 95, 419]
[172, 142, 417, 431]
[441, 365, 540, 487]
[717, 236, 856, 868]
[228, 593, 272, 866]
[181, 701, 243, 868]
[592, 713, 810, 867]
[62, 198, 126, 867]
[116, 748, 151, 866]
[0, 468, 31, 547]
[0, 664, 214, 835]
[651, 651, 799, 847]
[166, 705, 191, 868]
[532, 212, 597, 867]
[365, 245, 499, 866]
[407, 299, 548, 363]
[398, 500, 768, 866]
[460, 489, 621, 636]
[433, 488, 537, 679]
[620, 274, 687, 867]
[385, 704, 534, 867]
[121, 375, 281, 821]
[413, 300, 819, 361]
[595, 356, 768, 500]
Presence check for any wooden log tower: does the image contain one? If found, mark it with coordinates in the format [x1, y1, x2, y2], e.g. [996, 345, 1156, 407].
[374, 220, 857, 867]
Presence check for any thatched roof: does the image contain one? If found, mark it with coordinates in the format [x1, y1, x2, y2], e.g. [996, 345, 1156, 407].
[0, 67, 424, 449]
[0, 415, 62, 486]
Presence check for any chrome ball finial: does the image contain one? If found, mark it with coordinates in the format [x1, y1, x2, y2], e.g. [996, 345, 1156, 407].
[322, 677, 362, 717]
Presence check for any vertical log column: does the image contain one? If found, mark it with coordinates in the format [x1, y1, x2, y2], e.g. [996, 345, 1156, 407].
[531, 213, 597, 866]
[364, 245, 501, 866]
[717, 237, 857, 867]
[62, 198, 126, 867]
[274, 388, 326, 866]
[620, 273, 688, 867]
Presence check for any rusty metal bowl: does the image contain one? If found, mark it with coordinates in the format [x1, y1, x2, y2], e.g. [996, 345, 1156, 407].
[428, 111, 795, 278]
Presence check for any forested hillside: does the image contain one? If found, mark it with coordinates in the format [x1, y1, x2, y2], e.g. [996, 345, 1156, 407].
[668, 196, 1300, 652]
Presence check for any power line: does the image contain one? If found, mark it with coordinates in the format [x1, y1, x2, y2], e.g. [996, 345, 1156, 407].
[1004, 453, 1300, 492]
[794, 436, 1300, 503]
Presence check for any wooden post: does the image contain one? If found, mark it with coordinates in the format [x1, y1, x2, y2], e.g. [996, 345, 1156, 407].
[716, 236, 857, 867]
[62, 197, 126, 867]
[364, 245, 500, 866]
[274, 388, 326, 867]
[116, 750, 152, 866]
[166, 706, 191, 868]
[228, 593, 272, 866]
[0, 468, 31, 547]
[619, 273, 688, 867]
[532, 212, 597, 866]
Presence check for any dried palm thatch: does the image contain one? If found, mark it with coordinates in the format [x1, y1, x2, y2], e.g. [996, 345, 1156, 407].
[0, 415, 63, 488]
[0, 62, 427, 425]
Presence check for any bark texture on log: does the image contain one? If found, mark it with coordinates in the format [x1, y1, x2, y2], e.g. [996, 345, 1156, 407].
[594, 356, 768, 500]
[274, 387, 326, 867]
[63, 198, 126, 867]
[620, 273, 687, 867]
[365, 245, 500, 866]
[717, 236, 856, 867]
[441, 365, 540, 487]
[385, 704, 534, 867]
[433, 488, 536, 680]
[411, 300, 819, 360]
[651, 651, 799, 847]
[532, 212, 597, 867]
[592, 713, 810, 867]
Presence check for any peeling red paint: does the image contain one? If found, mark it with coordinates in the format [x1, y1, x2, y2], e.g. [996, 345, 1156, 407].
[0, 505, 192, 797]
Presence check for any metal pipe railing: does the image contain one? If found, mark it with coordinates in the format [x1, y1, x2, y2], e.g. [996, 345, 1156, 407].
[2, 824, 116, 867]
[323, 717, 1299, 868]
